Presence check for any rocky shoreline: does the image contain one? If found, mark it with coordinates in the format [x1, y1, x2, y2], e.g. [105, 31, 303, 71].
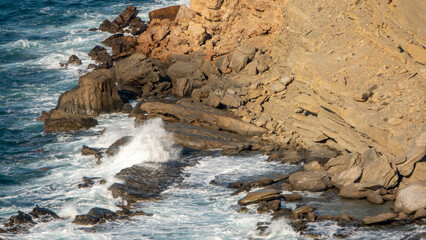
[2, 0, 425, 238]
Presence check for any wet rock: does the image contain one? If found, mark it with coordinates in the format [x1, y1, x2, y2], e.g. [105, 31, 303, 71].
[289, 170, 332, 192]
[283, 193, 302, 202]
[78, 177, 106, 188]
[44, 110, 98, 132]
[54, 69, 123, 118]
[81, 146, 103, 160]
[87, 208, 117, 221]
[335, 214, 354, 222]
[30, 205, 59, 220]
[250, 177, 273, 188]
[395, 183, 426, 214]
[257, 200, 281, 213]
[367, 191, 384, 204]
[281, 182, 293, 191]
[99, 19, 120, 34]
[363, 212, 397, 225]
[106, 136, 133, 156]
[72, 214, 100, 225]
[88, 46, 112, 66]
[238, 189, 281, 206]
[293, 206, 314, 215]
[68, 55, 82, 65]
[4, 211, 35, 227]
[231, 182, 251, 196]
[122, 103, 133, 113]
[109, 160, 189, 203]
[237, 206, 249, 213]
[227, 181, 242, 189]
[118, 89, 138, 103]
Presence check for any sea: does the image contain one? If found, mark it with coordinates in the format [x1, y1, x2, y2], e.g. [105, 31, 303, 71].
[0, 0, 424, 239]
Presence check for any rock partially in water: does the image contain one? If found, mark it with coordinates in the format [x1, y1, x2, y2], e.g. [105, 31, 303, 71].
[395, 183, 426, 214]
[78, 177, 106, 189]
[238, 189, 281, 206]
[283, 193, 302, 202]
[109, 160, 191, 203]
[106, 136, 133, 156]
[4, 211, 35, 227]
[289, 170, 332, 192]
[30, 205, 60, 220]
[363, 212, 397, 225]
[257, 200, 281, 214]
[81, 146, 104, 160]
[73, 208, 117, 226]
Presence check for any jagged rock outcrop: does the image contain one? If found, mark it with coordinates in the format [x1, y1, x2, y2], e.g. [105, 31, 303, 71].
[54, 69, 123, 117]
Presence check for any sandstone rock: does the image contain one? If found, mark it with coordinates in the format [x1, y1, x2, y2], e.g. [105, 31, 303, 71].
[122, 103, 133, 113]
[167, 61, 206, 96]
[303, 161, 323, 171]
[188, 23, 208, 46]
[113, 54, 168, 95]
[339, 183, 378, 199]
[44, 110, 98, 132]
[149, 5, 181, 21]
[229, 50, 249, 72]
[325, 153, 359, 178]
[359, 148, 398, 189]
[103, 34, 137, 57]
[113, 6, 137, 28]
[200, 60, 220, 78]
[129, 17, 148, 35]
[293, 206, 314, 215]
[281, 182, 293, 191]
[55, 69, 123, 117]
[99, 19, 120, 33]
[289, 171, 332, 192]
[335, 214, 354, 222]
[215, 56, 230, 72]
[383, 194, 396, 201]
[395, 183, 426, 214]
[331, 165, 362, 189]
[238, 189, 281, 206]
[395, 146, 426, 177]
[367, 191, 384, 204]
[257, 199, 281, 213]
[283, 193, 302, 202]
[363, 212, 397, 225]
[251, 177, 274, 188]
[166, 54, 190, 66]
[414, 208, 426, 219]
[140, 102, 268, 136]
[399, 161, 426, 189]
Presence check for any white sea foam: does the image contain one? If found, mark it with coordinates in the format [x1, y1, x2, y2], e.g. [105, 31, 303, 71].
[10, 39, 39, 49]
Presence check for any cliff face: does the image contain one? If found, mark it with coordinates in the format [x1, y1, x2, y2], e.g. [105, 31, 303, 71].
[133, 0, 426, 157]
[266, 0, 425, 157]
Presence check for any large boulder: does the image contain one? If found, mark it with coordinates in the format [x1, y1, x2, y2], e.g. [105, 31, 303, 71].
[324, 153, 359, 178]
[112, 54, 168, 95]
[339, 182, 378, 199]
[395, 183, 426, 214]
[55, 69, 123, 118]
[44, 110, 98, 132]
[288, 171, 332, 192]
[359, 148, 398, 189]
[229, 44, 257, 72]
